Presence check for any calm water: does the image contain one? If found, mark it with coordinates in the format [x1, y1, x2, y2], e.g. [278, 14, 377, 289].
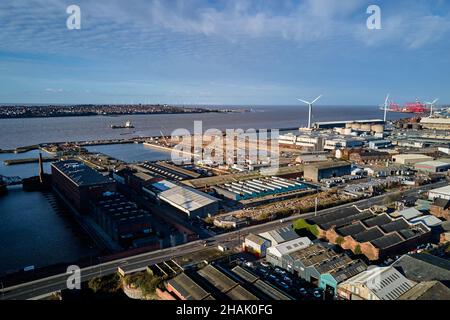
[0, 150, 52, 179]
[0, 187, 99, 275]
[0, 105, 409, 150]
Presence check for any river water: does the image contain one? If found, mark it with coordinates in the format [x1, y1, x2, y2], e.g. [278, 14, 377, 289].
[0, 105, 407, 150]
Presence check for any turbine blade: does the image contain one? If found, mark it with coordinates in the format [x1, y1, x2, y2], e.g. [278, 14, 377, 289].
[311, 95, 322, 104]
[297, 98, 310, 105]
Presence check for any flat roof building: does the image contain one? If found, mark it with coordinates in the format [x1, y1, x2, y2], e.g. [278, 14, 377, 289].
[51, 160, 116, 213]
[266, 237, 312, 267]
[244, 234, 271, 258]
[166, 273, 214, 300]
[259, 226, 299, 246]
[393, 154, 434, 165]
[337, 266, 416, 300]
[415, 160, 450, 173]
[197, 265, 259, 300]
[428, 185, 450, 201]
[158, 185, 220, 218]
[91, 192, 152, 245]
[303, 161, 351, 182]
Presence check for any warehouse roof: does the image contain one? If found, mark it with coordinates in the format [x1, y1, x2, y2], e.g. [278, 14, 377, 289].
[166, 273, 212, 300]
[308, 161, 351, 170]
[410, 215, 443, 227]
[159, 185, 219, 212]
[259, 226, 299, 245]
[197, 265, 237, 293]
[393, 154, 433, 160]
[231, 266, 259, 283]
[429, 185, 450, 196]
[394, 207, 423, 221]
[341, 266, 416, 300]
[399, 281, 450, 300]
[433, 198, 450, 210]
[226, 285, 259, 300]
[267, 237, 312, 258]
[392, 253, 450, 283]
[52, 161, 114, 186]
[253, 280, 292, 300]
[245, 234, 268, 246]
[415, 160, 450, 168]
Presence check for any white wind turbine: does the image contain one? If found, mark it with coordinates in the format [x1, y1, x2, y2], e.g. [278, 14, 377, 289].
[383, 94, 390, 122]
[297, 95, 322, 129]
[425, 98, 439, 117]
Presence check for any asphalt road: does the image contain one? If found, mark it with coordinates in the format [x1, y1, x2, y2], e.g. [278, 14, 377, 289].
[0, 180, 446, 300]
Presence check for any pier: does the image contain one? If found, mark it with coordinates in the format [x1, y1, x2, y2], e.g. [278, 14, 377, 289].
[3, 156, 56, 166]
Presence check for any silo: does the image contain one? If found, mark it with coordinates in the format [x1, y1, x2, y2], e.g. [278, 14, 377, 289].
[371, 124, 384, 133]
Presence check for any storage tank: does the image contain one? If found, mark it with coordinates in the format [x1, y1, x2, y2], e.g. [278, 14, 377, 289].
[371, 124, 384, 133]
[361, 124, 372, 131]
[345, 123, 353, 129]
[351, 123, 361, 130]
[343, 128, 352, 135]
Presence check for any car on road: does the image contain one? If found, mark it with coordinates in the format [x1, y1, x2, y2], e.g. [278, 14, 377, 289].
[259, 261, 269, 267]
[298, 288, 307, 295]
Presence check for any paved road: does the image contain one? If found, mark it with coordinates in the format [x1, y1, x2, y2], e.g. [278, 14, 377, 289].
[0, 181, 446, 300]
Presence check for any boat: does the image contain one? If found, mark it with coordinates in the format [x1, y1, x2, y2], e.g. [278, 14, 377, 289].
[111, 121, 134, 129]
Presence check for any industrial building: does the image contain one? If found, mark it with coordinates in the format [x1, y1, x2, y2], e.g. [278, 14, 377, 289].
[231, 266, 292, 300]
[166, 272, 215, 300]
[158, 185, 220, 218]
[337, 266, 416, 300]
[51, 160, 116, 213]
[348, 149, 391, 164]
[303, 161, 351, 182]
[428, 185, 450, 201]
[303, 206, 431, 261]
[140, 161, 199, 181]
[391, 253, 450, 284]
[212, 176, 308, 201]
[414, 160, 450, 173]
[243, 234, 271, 257]
[314, 119, 384, 129]
[259, 226, 299, 246]
[368, 140, 392, 150]
[280, 243, 367, 295]
[392, 154, 434, 165]
[430, 198, 450, 220]
[197, 265, 259, 300]
[90, 192, 152, 245]
[266, 237, 313, 267]
[323, 138, 364, 151]
[420, 117, 450, 131]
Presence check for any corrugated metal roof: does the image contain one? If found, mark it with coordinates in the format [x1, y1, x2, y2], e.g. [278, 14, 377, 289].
[159, 185, 219, 212]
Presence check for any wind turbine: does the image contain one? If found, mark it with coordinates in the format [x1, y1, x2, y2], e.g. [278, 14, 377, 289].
[297, 95, 322, 129]
[425, 98, 439, 117]
[383, 94, 390, 123]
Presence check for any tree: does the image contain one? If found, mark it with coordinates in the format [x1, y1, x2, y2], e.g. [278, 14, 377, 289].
[354, 245, 362, 255]
[88, 273, 121, 293]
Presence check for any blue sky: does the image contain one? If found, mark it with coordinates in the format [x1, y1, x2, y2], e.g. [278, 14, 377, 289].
[0, 0, 449, 105]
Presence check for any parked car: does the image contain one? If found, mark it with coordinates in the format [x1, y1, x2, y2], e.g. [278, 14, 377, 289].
[313, 289, 322, 299]
[299, 288, 307, 295]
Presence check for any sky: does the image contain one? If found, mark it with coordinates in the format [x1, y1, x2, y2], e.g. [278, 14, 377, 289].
[0, 0, 449, 105]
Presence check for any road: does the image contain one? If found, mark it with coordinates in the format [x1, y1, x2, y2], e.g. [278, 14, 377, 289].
[0, 180, 446, 300]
